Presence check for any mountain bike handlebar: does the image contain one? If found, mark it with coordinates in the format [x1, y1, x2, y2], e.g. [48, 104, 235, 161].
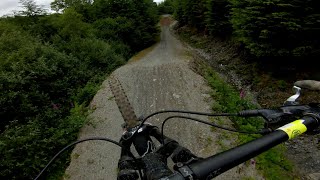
[165, 115, 319, 179]
[34, 80, 320, 180]
[118, 113, 320, 180]
[116, 81, 320, 180]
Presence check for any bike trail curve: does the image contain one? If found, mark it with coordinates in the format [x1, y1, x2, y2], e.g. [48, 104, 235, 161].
[65, 17, 263, 180]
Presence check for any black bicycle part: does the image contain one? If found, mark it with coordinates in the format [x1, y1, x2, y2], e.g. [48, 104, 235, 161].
[119, 105, 320, 179]
[166, 115, 319, 179]
[118, 125, 201, 180]
[117, 106, 313, 179]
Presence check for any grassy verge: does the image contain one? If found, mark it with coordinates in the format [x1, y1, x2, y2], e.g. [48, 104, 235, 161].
[204, 66, 295, 179]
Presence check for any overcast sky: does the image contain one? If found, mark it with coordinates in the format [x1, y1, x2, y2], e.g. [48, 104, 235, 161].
[0, 0, 165, 16]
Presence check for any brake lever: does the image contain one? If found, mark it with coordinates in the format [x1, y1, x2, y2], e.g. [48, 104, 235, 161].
[284, 86, 301, 106]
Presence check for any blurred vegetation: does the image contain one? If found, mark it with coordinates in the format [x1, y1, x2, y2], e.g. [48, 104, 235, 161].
[157, 0, 175, 15]
[0, 0, 159, 179]
[163, 0, 320, 59]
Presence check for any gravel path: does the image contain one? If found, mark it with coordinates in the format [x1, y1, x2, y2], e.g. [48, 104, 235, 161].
[64, 17, 263, 180]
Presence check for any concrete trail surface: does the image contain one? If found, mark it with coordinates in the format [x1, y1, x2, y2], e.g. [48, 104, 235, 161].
[65, 17, 263, 180]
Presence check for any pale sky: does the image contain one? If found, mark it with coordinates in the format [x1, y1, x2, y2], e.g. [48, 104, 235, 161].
[0, 0, 52, 16]
[0, 0, 165, 16]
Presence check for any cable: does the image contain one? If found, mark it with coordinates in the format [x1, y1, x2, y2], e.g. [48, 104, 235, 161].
[124, 110, 238, 140]
[160, 115, 262, 144]
[34, 137, 142, 180]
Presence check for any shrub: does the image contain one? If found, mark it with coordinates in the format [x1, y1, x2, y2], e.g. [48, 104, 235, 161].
[0, 0, 160, 179]
[93, 17, 134, 43]
[205, 0, 231, 36]
[230, 0, 320, 57]
[0, 21, 124, 179]
[0, 23, 78, 127]
[0, 104, 87, 179]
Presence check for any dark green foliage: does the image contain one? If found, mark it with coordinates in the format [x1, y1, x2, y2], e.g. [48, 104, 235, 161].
[63, 38, 125, 71]
[172, 0, 230, 33]
[130, 0, 159, 49]
[51, 0, 93, 15]
[91, 0, 159, 50]
[205, 0, 231, 36]
[170, 0, 320, 57]
[0, 24, 73, 127]
[0, 0, 159, 179]
[187, 0, 207, 30]
[93, 17, 134, 41]
[230, 0, 310, 57]
[91, 0, 136, 19]
[157, 0, 175, 15]
[53, 8, 94, 40]
[0, 104, 87, 179]
[173, 0, 206, 30]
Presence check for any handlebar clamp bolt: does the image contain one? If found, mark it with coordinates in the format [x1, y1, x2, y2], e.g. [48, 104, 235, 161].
[176, 162, 184, 168]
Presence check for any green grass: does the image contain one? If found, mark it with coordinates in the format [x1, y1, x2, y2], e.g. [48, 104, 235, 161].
[204, 67, 295, 179]
[241, 177, 256, 180]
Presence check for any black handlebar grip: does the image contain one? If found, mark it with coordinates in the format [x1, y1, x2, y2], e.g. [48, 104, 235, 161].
[142, 153, 172, 179]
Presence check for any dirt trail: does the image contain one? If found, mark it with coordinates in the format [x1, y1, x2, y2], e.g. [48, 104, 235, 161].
[65, 17, 262, 180]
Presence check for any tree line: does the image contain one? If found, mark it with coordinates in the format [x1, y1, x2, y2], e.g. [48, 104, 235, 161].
[0, 0, 158, 179]
[162, 0, 320, 58]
